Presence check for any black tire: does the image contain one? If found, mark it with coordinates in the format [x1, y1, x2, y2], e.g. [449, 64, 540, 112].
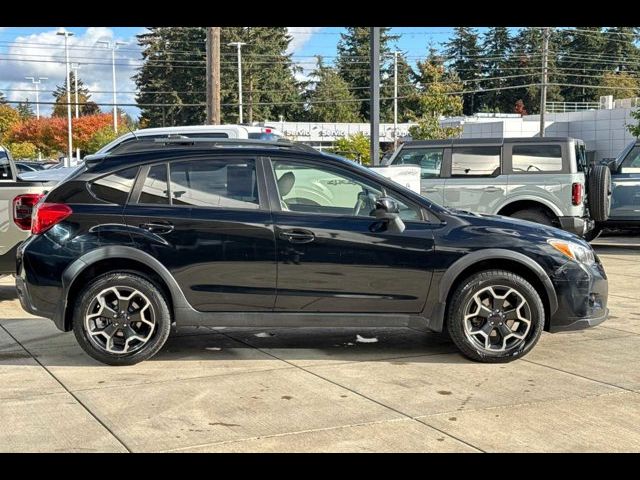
[588, 165, 611, 222]
[72, 272, 171, 366]
[446, 270, 545, 363]
[510, 208, 555, 227]
[583, 225, 603, 242]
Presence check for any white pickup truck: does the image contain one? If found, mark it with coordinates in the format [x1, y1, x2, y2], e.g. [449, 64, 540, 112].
[0, 146, 54, 276]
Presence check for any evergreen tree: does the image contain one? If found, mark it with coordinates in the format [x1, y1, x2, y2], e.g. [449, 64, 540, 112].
[602, 27, 640, 72]
[557, 27, 607, 103]
[444, 27, 482, 114]
[306, 57, 361, 122]
[481, 27, 512, 112]
[335, 27, 398, 120]
[52, 71, 101, 117]
[16, 99, 34, 120]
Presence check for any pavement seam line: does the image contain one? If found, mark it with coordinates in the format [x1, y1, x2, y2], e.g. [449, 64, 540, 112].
[522, 358, 638, 394]
[0, 322, 132, 453]
[159, 417, 424, 453]
[219, 330, 486, 453]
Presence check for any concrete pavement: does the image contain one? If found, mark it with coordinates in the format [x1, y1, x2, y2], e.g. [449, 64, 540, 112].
[1, 240, 639, 452]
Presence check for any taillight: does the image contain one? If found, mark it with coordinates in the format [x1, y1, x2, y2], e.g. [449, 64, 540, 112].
[31, 203, 73, 235]
[13, 193, 44, 231]
[572, 182, 583, 206]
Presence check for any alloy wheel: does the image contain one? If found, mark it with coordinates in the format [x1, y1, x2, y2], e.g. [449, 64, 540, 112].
[84, 286, 156, 355]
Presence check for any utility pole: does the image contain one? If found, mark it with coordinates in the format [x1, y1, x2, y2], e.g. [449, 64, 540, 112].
[370, 27, 380, 166]
[25, 76, 48, 161]
[206, 27, 221, 124]
[539, 27, 550, 137]
[228, 41, 246, 124]
[97, 40, 126, 133]
[57, 29, 74, 168]
[71, 63, 81, 162]
[393, 51, 399, 149]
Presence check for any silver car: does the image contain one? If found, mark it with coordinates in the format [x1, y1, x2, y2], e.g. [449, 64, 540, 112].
[384, 137, 611, 238]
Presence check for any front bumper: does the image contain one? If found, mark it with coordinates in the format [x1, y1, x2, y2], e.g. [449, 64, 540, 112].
[558, 216, 594, 236]
[548, 259, 608, 332]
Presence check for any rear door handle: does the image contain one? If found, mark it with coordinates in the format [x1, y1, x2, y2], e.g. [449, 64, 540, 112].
[278, 228, 315, 244]
[140, 221, 174, 234]
[423, 188, 438, 193]
[484, 187, 501, 192]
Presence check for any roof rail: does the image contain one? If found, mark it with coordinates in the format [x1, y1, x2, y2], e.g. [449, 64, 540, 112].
[109, 136, 319, 155]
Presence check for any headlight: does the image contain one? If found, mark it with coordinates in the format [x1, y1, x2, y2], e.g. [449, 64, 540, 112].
[547, 239, 595, 264]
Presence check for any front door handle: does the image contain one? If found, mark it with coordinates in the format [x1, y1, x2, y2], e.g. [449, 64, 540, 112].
[422, 188, 438, 193]
[140, 221, 174, 234]
[278, 228, 315, 244]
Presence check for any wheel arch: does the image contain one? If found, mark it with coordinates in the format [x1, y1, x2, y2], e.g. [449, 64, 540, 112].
[496, 197, 563, 219]
[60, 246, 191, 331]
[428, 249, 558, 333]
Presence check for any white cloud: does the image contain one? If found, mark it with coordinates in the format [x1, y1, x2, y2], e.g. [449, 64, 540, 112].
[287, 27, 323, 54]
[0, 27, 142, 118]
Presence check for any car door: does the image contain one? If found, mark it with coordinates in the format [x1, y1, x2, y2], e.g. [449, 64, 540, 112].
[268, 156, 437, 314]
[443, 145, 506, 214]
[389, 146, 446, 205]
[123, 155, 276, 312]
[610, 144, 640, 221]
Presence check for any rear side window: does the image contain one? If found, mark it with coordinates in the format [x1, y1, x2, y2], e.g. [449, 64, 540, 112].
[512, 145, 563, 173]
[452, 146, 501, 176]
[90, 167, 138, 204]
[139, 164, 169, 204]
[393, 148, 444, 179]
[0, 153, 13, 180]
[169, 158, 260, 209]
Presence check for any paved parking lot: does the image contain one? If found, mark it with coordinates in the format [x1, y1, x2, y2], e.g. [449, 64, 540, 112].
[1, 237, 640, 452]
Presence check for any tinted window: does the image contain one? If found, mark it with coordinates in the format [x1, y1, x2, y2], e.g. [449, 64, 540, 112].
[169, 158, 259, 209]
[621, 146, 640, 172]
[140, 164, 169, 204]
[452, 146, 501, 176]
[90, 167, 138, 204]
[248, 132, 282, 141]
[393, 148, 444, 179]
[512, 145, 562, 173]
[272, 160, 421, 221]
[0, 153, 13, 180]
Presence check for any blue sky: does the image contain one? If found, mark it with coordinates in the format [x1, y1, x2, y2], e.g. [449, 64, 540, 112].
[0, 26, 476, 119]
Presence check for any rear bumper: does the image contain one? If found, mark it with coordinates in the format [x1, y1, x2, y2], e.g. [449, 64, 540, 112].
[558, 216, 594, 236]
[548, 260, 608, 332]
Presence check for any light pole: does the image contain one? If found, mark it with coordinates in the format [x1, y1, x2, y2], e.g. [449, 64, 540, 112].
[393, 51, 399, 149]
[97, 40, 126, 133]
[57, 28, 74, 168]
[228, 42, 246, 124]
[25, 76, 48, 161]
[71, 63, 82, 162]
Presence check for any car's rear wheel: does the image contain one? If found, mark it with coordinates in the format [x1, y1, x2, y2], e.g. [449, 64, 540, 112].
[446, 270, 545, 363]
[72, 272, 171, 366]
[510, 208, 555, 227]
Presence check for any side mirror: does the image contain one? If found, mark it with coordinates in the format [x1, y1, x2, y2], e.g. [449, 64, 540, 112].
[373, 197, 405, 233]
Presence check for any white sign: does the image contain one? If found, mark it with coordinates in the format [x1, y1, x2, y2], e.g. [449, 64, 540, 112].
[369, 165, 421, 194]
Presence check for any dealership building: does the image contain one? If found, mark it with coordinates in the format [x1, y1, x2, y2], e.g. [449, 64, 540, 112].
[270, 96, 639, 162]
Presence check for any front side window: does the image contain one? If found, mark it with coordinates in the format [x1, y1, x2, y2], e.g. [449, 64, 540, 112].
[90, 166, 138, 204]
[0, 152, 13, 180]
[451, 146, 501, 177]
[512, 144, 563, 173]
[169, 158, 260, 209]
[272, 160, 422, 221]
[621, 146, 640, 173]
[393, 148, 444, 179]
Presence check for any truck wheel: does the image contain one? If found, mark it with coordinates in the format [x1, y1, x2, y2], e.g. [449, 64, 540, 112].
[446, 270, 545, 363]
[72, 272, 172, 366]
[510, 208, 554, 227]
[588, 165, 611, 222]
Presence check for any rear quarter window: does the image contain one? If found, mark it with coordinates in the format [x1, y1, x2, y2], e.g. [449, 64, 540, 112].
[512, 144, 563, 173]
[89, 167, 139, 204]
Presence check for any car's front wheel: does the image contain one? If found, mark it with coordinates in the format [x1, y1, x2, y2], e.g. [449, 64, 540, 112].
[446, 270, 545, 363]
[72, 272, 171, 366]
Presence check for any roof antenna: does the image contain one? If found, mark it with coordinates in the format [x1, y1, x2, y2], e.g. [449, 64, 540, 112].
[124, 120, 139, 140]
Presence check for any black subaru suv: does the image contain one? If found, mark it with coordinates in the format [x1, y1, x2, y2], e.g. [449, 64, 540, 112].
[15, 139, 608, 365]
